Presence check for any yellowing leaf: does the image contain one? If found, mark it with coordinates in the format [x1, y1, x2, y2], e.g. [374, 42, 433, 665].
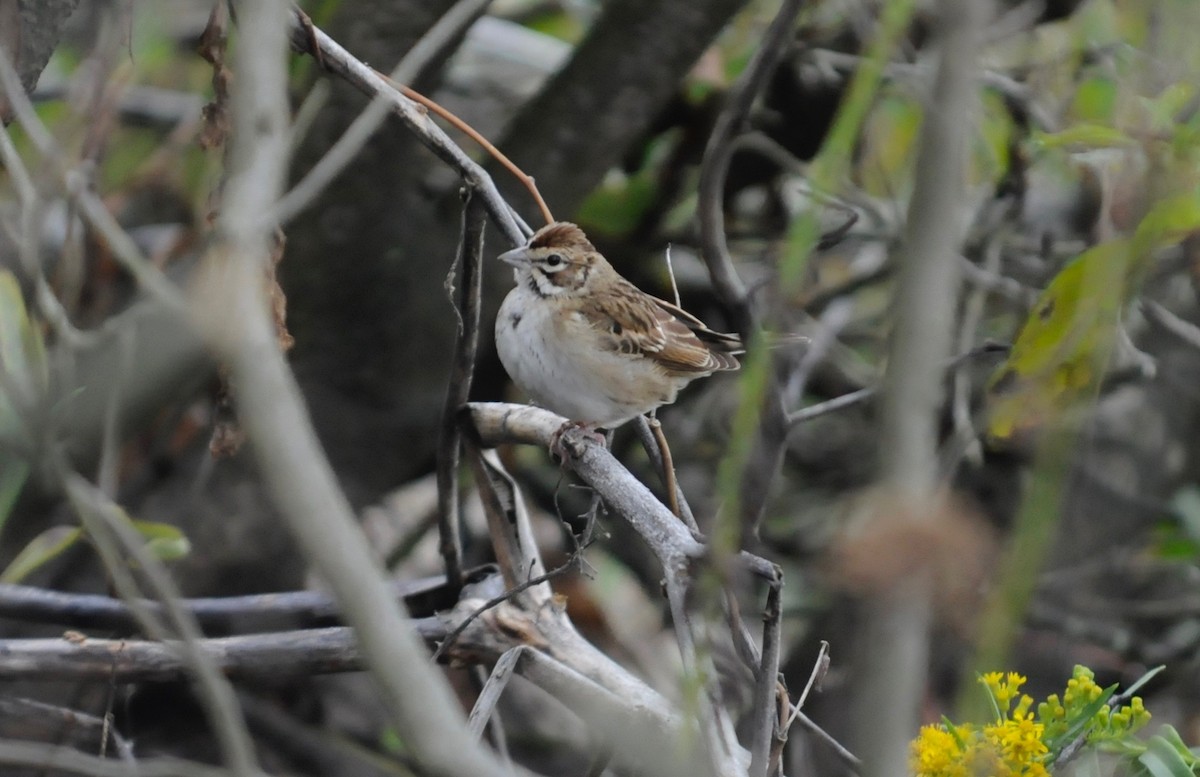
[1032, 124, 1136, 150]
[986, 240, 1133, 442]
[858, 93, 921, 196]
[0, 526, 84, 584]
[0, 271, 48, 437]
[131, 519, 191, 561]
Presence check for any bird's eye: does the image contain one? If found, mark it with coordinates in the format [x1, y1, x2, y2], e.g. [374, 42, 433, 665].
[544, 253, 564, 268]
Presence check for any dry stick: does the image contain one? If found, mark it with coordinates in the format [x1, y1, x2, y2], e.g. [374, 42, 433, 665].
[0, 739, 232, 777]
[436, 192, 488, 592]
[468, 665, 512, 763]
[274, 0, 495, 225]
[431, 548, 585, 664]
[632, 416, 697, 532]
[852, 2, 984, 773]
[285, 8, 525, 248]
[0, 47, 185, 314]
[771, 641, 834, 775]
[0, 626, 434, 681]
[379, 74, 556, 227]
[749, 571, 785, 777]
[0, 572, 463, 633]
[785, 342, 1009, 429]
[0, 697, 135, 764]
[467, 646, 522, 740]
[211, 5, 528, 777]
[697, 0, 806, 539]
[946, 234, 1004, 473]
[646, 416, 682, 518]
[62, 473, 262, 777]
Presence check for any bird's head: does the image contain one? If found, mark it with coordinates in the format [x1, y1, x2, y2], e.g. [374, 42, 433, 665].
[498, 222, 604, 296]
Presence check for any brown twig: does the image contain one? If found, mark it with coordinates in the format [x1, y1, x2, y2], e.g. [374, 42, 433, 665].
[436, 192, 488, 593]
[285, 8, 525, 247]
[696, 0, 807, 539]
[646, 416, 681, 519]
[632, 416, 697, 532]
[0, 572, 481, 634]
[431, 547, 588, 663]
[377, 73, 556, 227]
[749, 572, 785, 777]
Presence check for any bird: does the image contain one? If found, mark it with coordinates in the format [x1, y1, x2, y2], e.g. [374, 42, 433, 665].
[494, 221, 742, 432]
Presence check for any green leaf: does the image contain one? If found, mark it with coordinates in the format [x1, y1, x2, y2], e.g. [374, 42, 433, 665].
[986, 240, 1132, 441]
[0, 458, 29, 535]
[1155, 726, 1194, 759]
[1123, 666, 1167, 699]
[0, 271, 48, 438]
[130, 520, 191, 561]
[1137, 735, 1197, 777]
[1145, 83, 1197, 130]
[1132, 192, 1200, 255]
[1071, 77, 1118, 123]
[1033, 124, 1137, 150]
[0, 526, 84, 584]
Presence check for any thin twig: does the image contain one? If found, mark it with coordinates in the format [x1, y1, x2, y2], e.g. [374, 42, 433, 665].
[647, 416, 681, 519]
[697, 0, 806, 322]
[467, 646, 522, 740]
[63, 472, 261, 776]
[274, 0, 495, 224]
[1143, 300, 1200, 352]
[792, 640, 830, 719]
[664, 243, 681, 307]
[0, 738, 247, 777]
[432, 548, 587, 663]
[0, 47, 186, 313]
[284, 8, 525, 247]
[436, 192, 487, 593]
[205, 5, 527, 776]
[786, 342, 1009, 428]
[696, 0, 807, 540]
[632, 416, 697, 532]
[0, 697, 135, 763]
[0, 572, 475, 633]
[385, 76, 556, 227]
[470, 664, 512, 762]
[948, 234, 1004, 472]
[749, 578, 784, 777]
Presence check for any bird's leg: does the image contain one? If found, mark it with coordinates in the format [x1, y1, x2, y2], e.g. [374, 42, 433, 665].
[549, 420, 608, 462]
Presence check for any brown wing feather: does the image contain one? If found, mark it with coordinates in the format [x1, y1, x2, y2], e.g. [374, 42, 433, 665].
[583, 281, 742, 375]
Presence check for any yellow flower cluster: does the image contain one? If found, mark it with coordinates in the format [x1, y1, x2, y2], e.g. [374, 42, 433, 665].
[910, 667, 1154, 777]
[912, 673, 1050, 777]
[911, 716, 1050, 777]
[1038, 666, 1151, 746]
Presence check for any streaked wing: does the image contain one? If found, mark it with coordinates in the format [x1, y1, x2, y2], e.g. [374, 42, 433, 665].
[584, 282, 742, 374]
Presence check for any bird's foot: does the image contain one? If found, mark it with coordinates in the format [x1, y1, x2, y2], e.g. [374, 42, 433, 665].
[549, 420, 608, 462]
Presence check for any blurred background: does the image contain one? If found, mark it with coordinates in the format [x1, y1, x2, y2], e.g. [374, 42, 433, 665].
[2, 0, 1200, 774]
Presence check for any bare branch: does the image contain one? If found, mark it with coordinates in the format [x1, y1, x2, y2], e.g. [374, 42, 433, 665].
[436, 191, 487, 592]
[197, 3, 530, 776]
[0, 738, 233, 777]
[284, 8, 525, 247]
[0, 572, 469, 633]
[63, 473, 261, 776]
[274, 0, 495, 225]
[851, 2, 988, 773]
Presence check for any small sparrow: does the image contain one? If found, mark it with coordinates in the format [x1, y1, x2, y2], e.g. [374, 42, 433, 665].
[495, 222, 742, 430]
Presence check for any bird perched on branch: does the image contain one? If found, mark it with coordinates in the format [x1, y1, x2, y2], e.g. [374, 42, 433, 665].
[495, 222, 742, 431]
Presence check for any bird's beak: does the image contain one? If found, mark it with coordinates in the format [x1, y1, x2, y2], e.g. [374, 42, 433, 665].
[498, 247, 530, 267]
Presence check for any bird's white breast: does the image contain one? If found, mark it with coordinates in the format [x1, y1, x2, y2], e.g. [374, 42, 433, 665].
[495, 281, 682, 427]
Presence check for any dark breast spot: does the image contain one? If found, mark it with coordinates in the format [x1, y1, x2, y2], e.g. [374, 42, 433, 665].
[510, 312, 523, 328]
